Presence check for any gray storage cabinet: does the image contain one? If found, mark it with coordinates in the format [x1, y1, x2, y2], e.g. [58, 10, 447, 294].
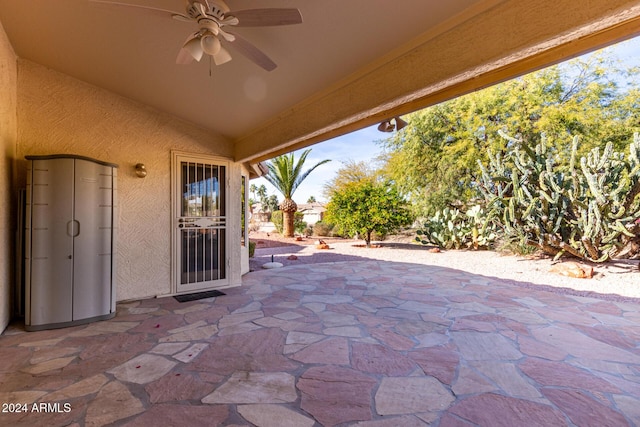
[25, 155, 118, 331]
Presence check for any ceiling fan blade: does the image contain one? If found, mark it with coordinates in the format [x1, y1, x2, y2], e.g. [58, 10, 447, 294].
[226, 32, 277, 71]
[229, 8, 303, 27]
[89, 0, 190, 20]
[193, 1, 207, 16]
[218, 27, 236, 42]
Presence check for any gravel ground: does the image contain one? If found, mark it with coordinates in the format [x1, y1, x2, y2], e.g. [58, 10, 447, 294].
[249, 235, 640, 300]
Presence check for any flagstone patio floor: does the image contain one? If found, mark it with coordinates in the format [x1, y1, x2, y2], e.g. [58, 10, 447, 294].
[2, 260, 640, 426]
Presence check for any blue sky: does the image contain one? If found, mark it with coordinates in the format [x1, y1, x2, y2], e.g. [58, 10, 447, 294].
[252, 36, 640, 204]
[252, 125, 386, 203]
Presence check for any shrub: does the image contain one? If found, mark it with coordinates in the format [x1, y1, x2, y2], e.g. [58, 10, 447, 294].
[312, 221, 334, 237]
[370, 230, 387, 242]
[271, 210, 306, 235]
[271, 210, 283, 233]
[248, 240, 256, 258]
[295, 218, 307, 234]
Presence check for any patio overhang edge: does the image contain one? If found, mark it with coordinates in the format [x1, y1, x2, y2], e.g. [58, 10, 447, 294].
[235, 1, 640, 164]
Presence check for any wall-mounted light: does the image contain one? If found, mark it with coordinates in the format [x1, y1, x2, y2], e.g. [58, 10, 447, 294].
[377, 116, 408, 132]
[377, 121, 394, 132]
[135, 163, 147, 178]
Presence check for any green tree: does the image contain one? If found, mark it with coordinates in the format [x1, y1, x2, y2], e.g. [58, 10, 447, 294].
[323, 159, 379, 200]
[256, 184, 268, 209]
[265, 194, 279, 213]
[249, 183, 257, 208]
[381, 50, 640, 216]
[264, 149, 330, 237]
[307, 196, 317, 203]
[325, 180, 413, 247]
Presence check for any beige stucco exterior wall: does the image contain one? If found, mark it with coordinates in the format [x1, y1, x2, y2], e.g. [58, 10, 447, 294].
[16, 60, 242, 302]
[0, 22, 16, 332]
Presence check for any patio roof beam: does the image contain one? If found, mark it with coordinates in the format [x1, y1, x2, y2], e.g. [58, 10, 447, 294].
[234, 0, 640, 163]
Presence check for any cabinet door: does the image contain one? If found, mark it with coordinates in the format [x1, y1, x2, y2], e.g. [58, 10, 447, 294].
[28, 159, 74, 326]
[73, 159, 114, 320]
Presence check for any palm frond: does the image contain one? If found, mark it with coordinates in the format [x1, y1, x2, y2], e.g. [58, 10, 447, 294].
[264, 149, 331, 200]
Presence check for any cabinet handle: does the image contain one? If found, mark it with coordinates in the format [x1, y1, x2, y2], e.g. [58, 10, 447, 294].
[66, 220, 80, 237]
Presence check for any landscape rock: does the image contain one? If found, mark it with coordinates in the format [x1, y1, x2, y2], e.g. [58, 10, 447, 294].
[549, 261, 594, 278]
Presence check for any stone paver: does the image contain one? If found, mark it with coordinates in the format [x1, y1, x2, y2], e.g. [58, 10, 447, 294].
[107, 354, 176, 384]
[375, 376, 455, 415]
[85, 381, 145, 427]
[299, 365, 377, 425]
[237, 404, 316, 427]
[445, 393, 567, 426]
[2, 259, 640, 426]
[21, 355, 76, 374]
[45, 374, 109, 401]
[202, 372, 297, 404]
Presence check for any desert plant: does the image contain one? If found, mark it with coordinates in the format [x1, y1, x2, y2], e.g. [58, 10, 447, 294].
[478, 131, 640, 262]
[415, 205, 497, 249]
[416, 208, 466, 249]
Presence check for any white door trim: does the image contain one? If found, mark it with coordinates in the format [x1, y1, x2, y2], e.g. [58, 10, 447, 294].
[171, 151, 230, 295]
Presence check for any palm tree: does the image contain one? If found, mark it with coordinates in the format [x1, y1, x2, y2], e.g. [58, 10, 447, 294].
[264, 149, 330, 237]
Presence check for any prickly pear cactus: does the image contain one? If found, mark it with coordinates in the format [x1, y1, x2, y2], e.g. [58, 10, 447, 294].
[415, 205, 497, 250]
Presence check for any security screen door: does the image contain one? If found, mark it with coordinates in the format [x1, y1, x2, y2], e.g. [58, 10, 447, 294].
[172, 153, 228, 293]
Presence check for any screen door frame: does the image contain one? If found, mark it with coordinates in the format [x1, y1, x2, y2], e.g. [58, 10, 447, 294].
[171, 151, 230, 294]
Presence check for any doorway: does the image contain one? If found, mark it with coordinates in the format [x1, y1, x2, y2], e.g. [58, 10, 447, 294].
[172, 152, 228, 293]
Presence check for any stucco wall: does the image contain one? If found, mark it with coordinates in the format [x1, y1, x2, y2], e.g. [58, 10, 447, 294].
[0, 22, 16, 332]
[16, 60, 240, 301]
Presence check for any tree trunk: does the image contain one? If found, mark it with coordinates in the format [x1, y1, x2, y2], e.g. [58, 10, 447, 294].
[283, 210, 295, 237]
[280, 198, 297, 238]
[365, 230, 372, 248]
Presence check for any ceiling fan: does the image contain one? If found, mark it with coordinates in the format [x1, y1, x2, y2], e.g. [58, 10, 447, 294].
[90, 0, 303, 71]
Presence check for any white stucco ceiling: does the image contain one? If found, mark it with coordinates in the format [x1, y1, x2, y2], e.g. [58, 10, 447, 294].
[0, 0, 480, 134]
[1, 0, 639, 163]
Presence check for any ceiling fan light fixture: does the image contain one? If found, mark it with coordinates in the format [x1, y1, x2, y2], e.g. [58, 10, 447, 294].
[213, 46, 232, 65]
[91, 0, 302, 71]
[183, 36, 204, 61]
[201, 34, 222, 55]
